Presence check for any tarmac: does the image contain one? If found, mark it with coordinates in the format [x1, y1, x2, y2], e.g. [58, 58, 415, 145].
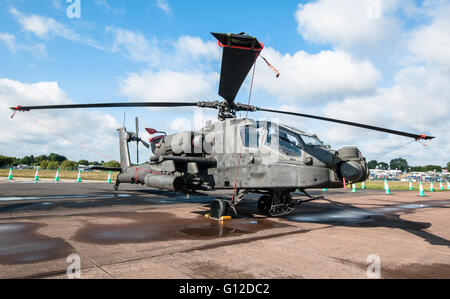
[0, 178, 449, 279]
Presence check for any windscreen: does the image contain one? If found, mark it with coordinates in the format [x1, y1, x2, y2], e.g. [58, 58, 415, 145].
[299, 134, 324, 146]
[266, 125, 302, 157]
[240, 125, 263, 148]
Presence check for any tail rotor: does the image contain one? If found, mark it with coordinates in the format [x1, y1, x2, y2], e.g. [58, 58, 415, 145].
[130, 116, 149, 164]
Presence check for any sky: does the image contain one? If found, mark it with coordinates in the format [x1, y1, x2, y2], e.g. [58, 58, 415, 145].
[0, 0, 448, 166]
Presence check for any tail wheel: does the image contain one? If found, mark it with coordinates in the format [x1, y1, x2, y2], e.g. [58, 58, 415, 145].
[257, 195, 273, 215]
[210, 198, 227, 218]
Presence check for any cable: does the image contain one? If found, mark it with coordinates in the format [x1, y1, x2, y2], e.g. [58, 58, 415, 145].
[20, 112, 162, 176]
[22, 112, 115, 161]
[374, 140, 416, 160]
[231, 55, 258, 203]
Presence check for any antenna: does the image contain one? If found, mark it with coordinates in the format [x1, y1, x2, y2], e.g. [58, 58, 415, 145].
[135, 116, 139, 164]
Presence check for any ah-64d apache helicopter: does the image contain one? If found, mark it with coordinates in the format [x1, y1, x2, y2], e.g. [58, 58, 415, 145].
[11, 32, 434, 218]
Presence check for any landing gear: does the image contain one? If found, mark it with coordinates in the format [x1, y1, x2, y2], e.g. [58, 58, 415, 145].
[114, 174, 121, 191]
[210, 198, 228, 218]
[114, 180, 120, 191]
[257, 189, 324, 217]
[258, 191, 295, 217]
[257, 195, 272, 215]
[208, 189, 248, 218]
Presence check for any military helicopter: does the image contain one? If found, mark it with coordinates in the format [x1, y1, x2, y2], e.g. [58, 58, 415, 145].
[10, 32, 434, 218]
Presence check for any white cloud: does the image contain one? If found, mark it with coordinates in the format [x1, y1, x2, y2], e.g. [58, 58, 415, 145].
[107, 27, 162, 64]
[10, 7, 54, 38]
[0, 32, 47, 58]
[169, 109, 218, 132]
[9, 7, 104, 50]
[280, 0, 450, 165]
[315, 60, 450, 165]
[156, 0, 171, 14]
[94, 0, 126, 15]
[110, 30, 221, 104]
[254, 47, 380, 103]
[170, 117, 192, 131]
[175, 36, 221, 61]
[4, 3, 446, 166]
[119, 70, 218, 102]
[0, 78, 121, 162]
[0, 33, 16, 51]
[295, 0, 403, 49]
[106, 28, 221, 66]
[260, 66, 449, 165]
[51, 0, 64, 11]
[407, 3, 450, 69]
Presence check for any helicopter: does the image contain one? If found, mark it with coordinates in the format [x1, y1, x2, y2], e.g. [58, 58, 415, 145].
[10, 32, 434, 218]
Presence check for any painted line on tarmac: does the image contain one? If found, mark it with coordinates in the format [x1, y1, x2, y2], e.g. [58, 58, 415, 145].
[0, 194, 131, 202]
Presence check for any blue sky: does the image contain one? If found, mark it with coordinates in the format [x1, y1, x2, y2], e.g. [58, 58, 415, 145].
[0, 0, 317, 101]
[0, 0, 448, 166]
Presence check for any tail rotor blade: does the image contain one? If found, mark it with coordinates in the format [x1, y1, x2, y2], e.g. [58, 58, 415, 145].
[135, 117, 139, 138]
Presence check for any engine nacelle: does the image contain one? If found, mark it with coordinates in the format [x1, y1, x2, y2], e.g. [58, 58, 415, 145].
[152, 131, 204, 156]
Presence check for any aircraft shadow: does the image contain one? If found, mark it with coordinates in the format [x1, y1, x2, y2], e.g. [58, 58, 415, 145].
[281, 198, 450, 247]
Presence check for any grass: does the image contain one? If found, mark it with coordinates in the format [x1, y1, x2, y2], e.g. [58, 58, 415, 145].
[353, 180, 449, 192]
[2, 169, 449, 192]
[0, 169, 119, 181]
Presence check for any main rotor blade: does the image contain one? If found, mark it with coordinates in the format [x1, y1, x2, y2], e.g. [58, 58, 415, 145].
[212, 32, 263, 103]
[257, 107, 434, 140]
[10, 102, 200, 111]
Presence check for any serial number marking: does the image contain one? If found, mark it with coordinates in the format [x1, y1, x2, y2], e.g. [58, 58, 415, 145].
[179, 283, 270, 296]
[223, 283, 270, 295]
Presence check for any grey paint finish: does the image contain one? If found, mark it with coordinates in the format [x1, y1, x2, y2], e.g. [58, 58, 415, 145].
[116, 118, 368, 193]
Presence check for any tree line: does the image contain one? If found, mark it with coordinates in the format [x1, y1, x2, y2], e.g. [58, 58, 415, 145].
[0, 153, 120, 170]
[367, 158, 449, 172]
[1, 154, 448, 173]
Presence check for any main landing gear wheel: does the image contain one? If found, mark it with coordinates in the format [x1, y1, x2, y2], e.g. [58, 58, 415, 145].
[258, 192, 296, 217]
[257, 195, 272, 215]
[114, 174, 121, 191]
[210, 198, 228, 218]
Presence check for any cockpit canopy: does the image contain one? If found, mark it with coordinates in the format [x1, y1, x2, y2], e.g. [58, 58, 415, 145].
[240, 121, 325, 157]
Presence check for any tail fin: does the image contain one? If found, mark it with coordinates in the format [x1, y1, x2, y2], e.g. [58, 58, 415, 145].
[117, 127, 131, 170]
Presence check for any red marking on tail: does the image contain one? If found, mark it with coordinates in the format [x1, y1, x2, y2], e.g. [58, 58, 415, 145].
[145, 128, 158, 135]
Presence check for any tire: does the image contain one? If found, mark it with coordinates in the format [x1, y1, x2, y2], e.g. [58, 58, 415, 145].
[210, 198, 227, 218]
[257, 195, 273, 215]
